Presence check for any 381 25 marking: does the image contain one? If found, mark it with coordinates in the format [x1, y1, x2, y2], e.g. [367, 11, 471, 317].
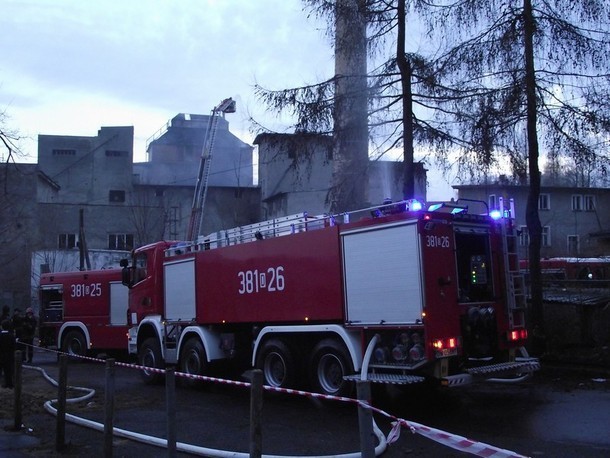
[70, 283, 102, 298]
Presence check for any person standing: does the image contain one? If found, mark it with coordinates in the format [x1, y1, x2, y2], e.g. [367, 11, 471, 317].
[0, 320, 15, 388]
[22, 308, 37, 364]
[11, 308, 24, 361]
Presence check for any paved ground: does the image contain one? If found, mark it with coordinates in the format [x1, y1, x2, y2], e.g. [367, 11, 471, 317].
[1, 347, 610, 457]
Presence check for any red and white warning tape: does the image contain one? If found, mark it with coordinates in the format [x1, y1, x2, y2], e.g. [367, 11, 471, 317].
[27, 344, 528, 457]
[384, 419, 527, 458]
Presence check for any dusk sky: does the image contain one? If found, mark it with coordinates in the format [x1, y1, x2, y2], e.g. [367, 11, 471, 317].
[1, 0, 454, 199]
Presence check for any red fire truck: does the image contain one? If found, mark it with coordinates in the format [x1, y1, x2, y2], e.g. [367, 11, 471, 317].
[39, 269, 129, 356]
[120, 198, 539, 395]
[520, 257, 610, 281]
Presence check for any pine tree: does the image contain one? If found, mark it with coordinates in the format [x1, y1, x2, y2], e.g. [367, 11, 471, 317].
[428, 0, 610, 352]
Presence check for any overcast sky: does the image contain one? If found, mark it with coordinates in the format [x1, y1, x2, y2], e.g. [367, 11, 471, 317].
[1, 0, 453, 199]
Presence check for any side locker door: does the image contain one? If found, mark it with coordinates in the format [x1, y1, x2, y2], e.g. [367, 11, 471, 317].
[419, 219, 460, 344]
[110, 281, 129, 326]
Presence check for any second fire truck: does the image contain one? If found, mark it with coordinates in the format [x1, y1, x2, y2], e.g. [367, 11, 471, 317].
[120, 198, 539, 395]
[39, 269, 129, 357]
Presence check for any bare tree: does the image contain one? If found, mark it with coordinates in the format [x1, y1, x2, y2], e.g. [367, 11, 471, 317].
[128, 187, 168, 246]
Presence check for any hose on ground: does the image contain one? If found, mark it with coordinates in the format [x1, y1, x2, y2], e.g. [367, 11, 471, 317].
[23, 362, 387, 457]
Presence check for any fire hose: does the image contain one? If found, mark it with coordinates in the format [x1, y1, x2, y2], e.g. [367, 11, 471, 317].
[21, 343, 528, 458]
[23, 360, 387, 458]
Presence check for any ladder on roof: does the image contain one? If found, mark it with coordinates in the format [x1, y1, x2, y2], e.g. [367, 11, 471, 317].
[165, 211, 331, 257]
[186, 98, 236, 241]
[201, 211, 330, 248]
[169, 198, 423, 257]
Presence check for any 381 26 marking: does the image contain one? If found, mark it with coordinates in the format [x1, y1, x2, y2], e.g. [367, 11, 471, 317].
[238, 266, 285, 294]
[425, 235, 450, 248]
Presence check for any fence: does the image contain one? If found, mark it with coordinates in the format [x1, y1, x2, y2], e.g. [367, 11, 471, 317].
[7, 346, 529, 458]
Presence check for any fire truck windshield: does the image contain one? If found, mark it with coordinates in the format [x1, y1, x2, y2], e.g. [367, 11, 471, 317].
[455, 231, 494, 303]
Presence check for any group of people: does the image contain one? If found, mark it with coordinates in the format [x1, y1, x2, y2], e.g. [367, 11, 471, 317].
[0, 305, 37, 389]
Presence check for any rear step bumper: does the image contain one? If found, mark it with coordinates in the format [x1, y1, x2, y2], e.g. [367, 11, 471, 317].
[344, 358, 540, 388]
[344, 373, 426, 385]
[443, 358, 540, 387]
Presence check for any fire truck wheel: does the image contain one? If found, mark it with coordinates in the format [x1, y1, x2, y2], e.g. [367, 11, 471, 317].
[256, 339, 295, 389]
[179, 338, 207, 386]
[310, 339, 353, 397]
[61, 330, 87, 358]
[139, 337, 163, 384]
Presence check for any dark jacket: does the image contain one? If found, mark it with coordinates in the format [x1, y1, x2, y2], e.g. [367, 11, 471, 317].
[22, 314, 37, 340]
[12, 314, 23, 339]
[0, 329, 16, 363]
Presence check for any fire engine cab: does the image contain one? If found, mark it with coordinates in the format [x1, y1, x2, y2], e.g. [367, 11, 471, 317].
[121, 198, 539, 395]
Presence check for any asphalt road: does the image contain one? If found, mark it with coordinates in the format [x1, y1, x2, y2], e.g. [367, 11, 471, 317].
[7, 348, 610, 457]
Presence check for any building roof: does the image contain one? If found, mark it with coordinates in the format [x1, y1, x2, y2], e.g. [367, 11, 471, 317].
[453, 183, 610, 193]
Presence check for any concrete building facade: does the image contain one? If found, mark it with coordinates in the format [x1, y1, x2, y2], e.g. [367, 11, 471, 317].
[36, 126, 140, 252]
[454, 183, 610, 259]
[35, 118, 259, 256]
[136, 113, 258, 239]
[255, 132, 427, 219]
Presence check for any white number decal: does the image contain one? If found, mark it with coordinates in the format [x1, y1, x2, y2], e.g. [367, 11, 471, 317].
[70, 282, 102, 298]
[425, 235, 450, 249]
[238, 266, 285, 295]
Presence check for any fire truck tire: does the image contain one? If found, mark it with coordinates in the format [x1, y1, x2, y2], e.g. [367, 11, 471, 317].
[61, 330, 87, 358]
[139, 337, 163, 385]
[256, 339, 295, 389]
[179, 338, 207, 386]
[310, 339, 353, 397]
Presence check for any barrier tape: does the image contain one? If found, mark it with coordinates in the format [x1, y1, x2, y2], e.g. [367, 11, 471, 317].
[23, 342, 529, 457]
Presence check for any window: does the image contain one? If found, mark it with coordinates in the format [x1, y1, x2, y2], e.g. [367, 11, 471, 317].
[572, 194, 583, 211]
[52, 149, 76, 156]
[519, 226, 529, 246]
[567, 235, 579, 256]
[584, 195, 595, 211]
[542, 226, 551, 247]
[58, 233, 77, 249]
[518, 226, 550, 246]
[108, 234, 134, 250]
[538, 193, 550, 210]
[109, 190, 126, 203]
[488, 194, 497, 210]
[134, 252, 148, 284]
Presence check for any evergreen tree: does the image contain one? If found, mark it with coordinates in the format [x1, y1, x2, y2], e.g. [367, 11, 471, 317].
[254, 0, 449, 209]
[428, 0, 610, 352]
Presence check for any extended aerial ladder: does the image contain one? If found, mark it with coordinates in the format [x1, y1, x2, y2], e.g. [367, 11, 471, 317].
[186, 97, 236, 241]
